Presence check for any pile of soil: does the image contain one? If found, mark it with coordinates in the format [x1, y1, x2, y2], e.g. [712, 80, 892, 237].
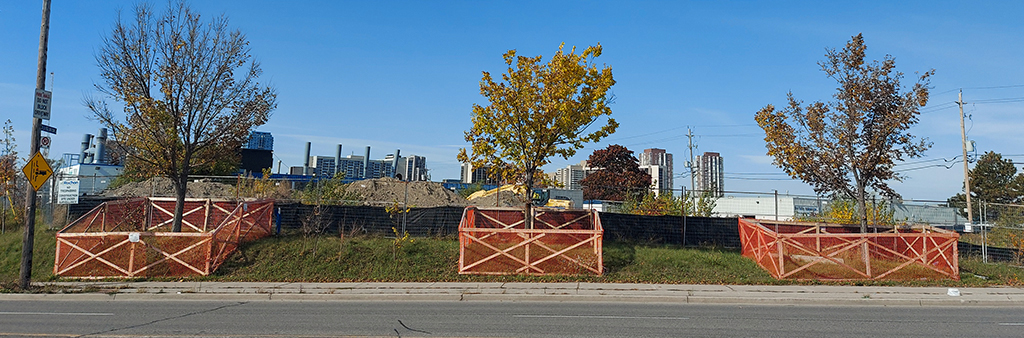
[346, 178, 469, 208]
[104, 177, 237, 198]
[468, 190, 528, 208]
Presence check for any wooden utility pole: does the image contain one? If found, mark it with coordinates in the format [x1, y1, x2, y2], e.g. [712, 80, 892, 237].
[958, 90, 974, 227]
[686, 127, 695, 206]
[21, 0, 51, 290]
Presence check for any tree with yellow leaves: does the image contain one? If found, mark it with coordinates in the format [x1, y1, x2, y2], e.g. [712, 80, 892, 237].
[459, 43, 617, 227]
[755, 34, 933, 232]
[87, 1, 276, 232]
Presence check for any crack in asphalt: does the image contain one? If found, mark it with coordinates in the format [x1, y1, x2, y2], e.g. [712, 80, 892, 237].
[398, 319, 431, 335]
[75, 302, 249, 338]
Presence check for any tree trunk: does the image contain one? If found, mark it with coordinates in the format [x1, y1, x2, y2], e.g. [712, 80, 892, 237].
[523, 169, 535, 230]
[171, 174, 188, 232]
[856, 183, 868, 233]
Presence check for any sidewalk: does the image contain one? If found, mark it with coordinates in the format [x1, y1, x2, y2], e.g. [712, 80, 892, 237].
[4, 282, 1023, 306]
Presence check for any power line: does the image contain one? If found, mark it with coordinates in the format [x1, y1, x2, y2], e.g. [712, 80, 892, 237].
[892, 156, 961, 167]
[723, 176, 796, 181]
[932, 84, 1024, 97]
[920, 101, 958, 114]
[894, 163, 959, 172]
[697, 133, 762, 138]
[973, 97, 1024, 104]
[607, 123, 761, 144]
[962, 84, 1024, 90]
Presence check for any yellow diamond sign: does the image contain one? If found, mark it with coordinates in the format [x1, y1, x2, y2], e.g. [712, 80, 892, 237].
[22, 152, 53, 191]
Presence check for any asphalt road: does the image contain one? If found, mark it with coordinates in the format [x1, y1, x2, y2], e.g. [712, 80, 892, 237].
[1, 300, 1022, 338]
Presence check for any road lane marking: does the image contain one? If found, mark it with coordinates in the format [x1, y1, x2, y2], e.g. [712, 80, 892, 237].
[514, 314, 689, 320]
[0, 312, 114, 316]
[999, 323, 1024, 326]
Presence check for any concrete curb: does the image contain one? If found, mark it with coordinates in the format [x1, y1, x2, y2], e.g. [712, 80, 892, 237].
[5, 282, 1022, 306]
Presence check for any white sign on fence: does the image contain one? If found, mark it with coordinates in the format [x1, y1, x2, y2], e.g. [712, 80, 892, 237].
[57, 179, 80, 205]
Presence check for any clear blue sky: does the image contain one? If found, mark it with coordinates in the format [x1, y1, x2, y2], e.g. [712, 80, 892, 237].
[2, 1, 1022, 201]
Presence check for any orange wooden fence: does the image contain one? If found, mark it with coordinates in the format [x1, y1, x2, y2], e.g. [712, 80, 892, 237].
[739, 219, 960, 281]
[55, 198, 274, 278]
[459, 207, 603, 275]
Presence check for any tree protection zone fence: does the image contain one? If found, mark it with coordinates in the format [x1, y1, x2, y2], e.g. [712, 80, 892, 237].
[739, 219, 960, 281]
[459, 207, 603, 275]
[54, 197, 274, 278]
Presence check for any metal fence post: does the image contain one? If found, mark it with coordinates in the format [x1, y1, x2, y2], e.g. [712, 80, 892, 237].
[275, 207, 282, 235]
[982, 200, 988, 263]
[681, 186, 687, 247]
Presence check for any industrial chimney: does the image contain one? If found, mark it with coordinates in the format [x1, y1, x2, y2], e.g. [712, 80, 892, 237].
[335, 144, 343, 178]
[303, 142, 311, 176]
[392, 149, 400, 179]
[79, 134, 92, 165]
[363, 146, 371, 179]
[94, 128, 108, 164]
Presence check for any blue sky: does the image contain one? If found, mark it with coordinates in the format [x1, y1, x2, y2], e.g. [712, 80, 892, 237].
[2, 1, 1023, 201]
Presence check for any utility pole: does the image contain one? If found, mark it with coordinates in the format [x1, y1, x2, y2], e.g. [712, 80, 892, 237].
[21, 0, 52, 290]
[686, 127, 696, 198]
[958, 90, 974, 228]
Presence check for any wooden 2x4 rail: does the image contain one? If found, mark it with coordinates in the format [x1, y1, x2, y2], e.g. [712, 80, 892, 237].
[739, 219, 959, 280]
[54, 198, 275, 278]
[459, 207, 604, 275]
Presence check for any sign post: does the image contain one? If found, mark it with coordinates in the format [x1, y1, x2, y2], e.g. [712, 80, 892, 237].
[22, 0, 52, 291]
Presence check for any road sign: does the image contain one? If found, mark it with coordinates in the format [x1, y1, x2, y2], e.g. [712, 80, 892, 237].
[21, 152, 53, 191]
[57, 179, 80, 205]
[40, 136, 51, 147]
[40, 124, 56, 134]
[33, 88, 51, 120]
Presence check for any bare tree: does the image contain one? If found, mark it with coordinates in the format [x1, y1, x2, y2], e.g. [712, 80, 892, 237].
[87, 1, 276, 232]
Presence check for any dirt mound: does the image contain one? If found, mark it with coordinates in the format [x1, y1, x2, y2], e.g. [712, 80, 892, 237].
[347, 178, 469, 208]
[104, 177, 237, 198]
[468, 190, 528, 208]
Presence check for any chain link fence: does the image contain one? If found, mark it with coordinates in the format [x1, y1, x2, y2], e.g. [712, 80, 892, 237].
[958, 202, 1024, 264]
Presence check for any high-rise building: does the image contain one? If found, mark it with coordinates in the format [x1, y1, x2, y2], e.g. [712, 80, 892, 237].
[638, 148, 673, 195]
[335, 156, 365, 179]
[553, 160, 593, 190]
[245, 131, 274, 151]
[695, 152, 724, 197]
[460, 163, 497, 184]
[333, 155, 395, 179]
[309, 156, 337, 178]
[397, 155, 429, 181]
